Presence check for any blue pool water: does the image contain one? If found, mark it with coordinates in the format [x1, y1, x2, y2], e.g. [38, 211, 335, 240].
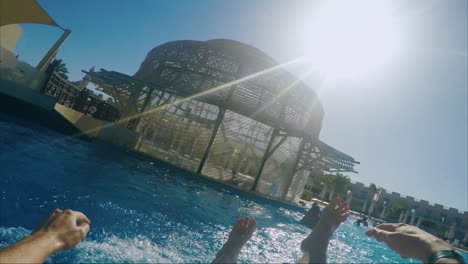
[1, 114, 466, 263]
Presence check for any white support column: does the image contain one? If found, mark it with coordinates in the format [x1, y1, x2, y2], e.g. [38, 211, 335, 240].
[36, 29, 72, 72]
[345, 190, 352, 205]
[368, 199, 377, 216]
[446, 224, 455, 240]
[368, 190, 381, 216]
[319, 186, 328, 200]
[410, 213, 417, 225]
[403, 210, 410, 223]
[307, 179, 315, 194]
[379, 204, 387, 219]
[398, 210, 405, 222]
[416, 217, 423, 227]
[280, 138, 306, 201]
[197, 108, 225, 174]
[328, 187, 335, 201]
[251, 128, 279, 191]
[361, 199, 368, 213]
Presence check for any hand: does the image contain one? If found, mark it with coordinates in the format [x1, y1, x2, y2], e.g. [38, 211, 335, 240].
[32, 209, 91, 252]
[366, 223, 452, 261]
[0, 209, 91, 264]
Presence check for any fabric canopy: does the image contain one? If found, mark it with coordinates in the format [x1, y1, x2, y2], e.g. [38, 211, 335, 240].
[0, 0, 62, 28]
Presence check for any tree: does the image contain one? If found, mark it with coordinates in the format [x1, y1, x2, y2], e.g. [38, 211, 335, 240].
[324, 173, 350, 200]
[320, 174, 335, 189]
[385, 202, 406, 221]
[54, 59, 69, 80]
[332, 173, 350, 195]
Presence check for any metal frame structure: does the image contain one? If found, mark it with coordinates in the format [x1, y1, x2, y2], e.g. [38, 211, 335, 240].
[83, 39, 359, 202]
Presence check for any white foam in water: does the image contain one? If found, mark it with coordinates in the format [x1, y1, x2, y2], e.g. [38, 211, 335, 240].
[0, 227, 31, 248]
[71, 235, 184, 263]
[0, 227, 184, 263]
[1, 219, 465, 263]
[0, 221, 390, 263]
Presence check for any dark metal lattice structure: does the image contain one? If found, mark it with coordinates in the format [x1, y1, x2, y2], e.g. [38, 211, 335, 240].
[83, 39, 359, 202]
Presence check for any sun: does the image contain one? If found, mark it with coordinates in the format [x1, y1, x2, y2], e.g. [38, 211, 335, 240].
[306, 0, 399, 79]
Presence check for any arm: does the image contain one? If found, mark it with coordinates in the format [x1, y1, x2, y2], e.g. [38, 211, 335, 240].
[366, 223, 460, 263]
[0, 209, 90, 264]
[0, 232, 59, 263]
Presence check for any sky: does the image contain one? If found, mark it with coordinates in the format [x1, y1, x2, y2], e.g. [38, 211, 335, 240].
[14, 0, 467, 211]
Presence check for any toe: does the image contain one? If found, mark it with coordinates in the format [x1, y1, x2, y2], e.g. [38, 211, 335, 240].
[329, 196, 342, 208]
[238, 217, 253, 229]
[338, 205, 349, 216]
[338, 202, 348, 210]
[247, 218, 256, 230]
[233, 217, 244, 230]
[242, 217, 249, 228]
[339, 210, 349, 217]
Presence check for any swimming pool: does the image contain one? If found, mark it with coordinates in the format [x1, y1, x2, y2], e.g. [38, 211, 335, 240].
[1, 114, 466, 263]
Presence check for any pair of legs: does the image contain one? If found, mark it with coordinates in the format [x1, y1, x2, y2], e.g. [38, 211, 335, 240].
[213, 197, 350, 263]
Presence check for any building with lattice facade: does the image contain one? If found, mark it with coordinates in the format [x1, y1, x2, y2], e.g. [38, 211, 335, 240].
[83, 39, 359, 203]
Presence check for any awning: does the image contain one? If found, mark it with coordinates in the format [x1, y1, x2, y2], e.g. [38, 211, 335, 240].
[0, 0, 62, 29]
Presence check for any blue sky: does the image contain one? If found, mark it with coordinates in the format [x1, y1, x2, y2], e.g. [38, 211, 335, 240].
[15, 0, 467, 211]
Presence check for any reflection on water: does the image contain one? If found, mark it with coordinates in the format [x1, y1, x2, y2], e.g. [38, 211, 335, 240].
[0, 115, 465, 263]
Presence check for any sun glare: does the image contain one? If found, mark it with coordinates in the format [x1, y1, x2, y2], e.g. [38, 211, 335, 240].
[306, 0, 399, 79]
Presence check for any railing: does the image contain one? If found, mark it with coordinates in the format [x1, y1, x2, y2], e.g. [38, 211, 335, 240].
[72, 91, 120, 122]
[42, 70, 121, 122]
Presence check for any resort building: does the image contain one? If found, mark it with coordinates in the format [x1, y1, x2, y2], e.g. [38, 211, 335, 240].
[303, 176, 468, 243]
[43, 70, 82, 108]
[42, 67, 121, 122]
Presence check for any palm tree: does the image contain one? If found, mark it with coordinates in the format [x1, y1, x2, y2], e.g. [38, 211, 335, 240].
[332, 173, 350, 195]
[54, 59, 69, 80]
[327, 173, 350, 200]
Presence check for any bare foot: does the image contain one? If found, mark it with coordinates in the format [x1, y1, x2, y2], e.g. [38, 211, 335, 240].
[299, 197, 349, 263]
[212, 217, 256, 264]
[315, 197, 349, 233]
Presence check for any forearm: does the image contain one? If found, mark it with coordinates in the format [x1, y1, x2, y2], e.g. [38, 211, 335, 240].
[0, 232, 58, 264]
